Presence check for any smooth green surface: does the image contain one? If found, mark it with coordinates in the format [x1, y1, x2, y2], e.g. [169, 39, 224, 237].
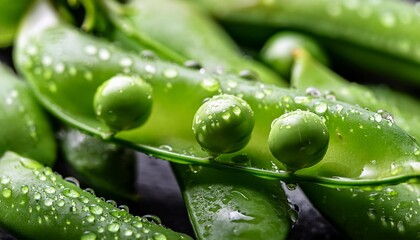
[0, 63, 56, 166]
[94, 75, 153, 131]
[192, 94, 254, 154]
[13, 1, 420, 186]
[59, 127, 138, 200]
[268, 110, 329, 171]
[194, 0, 420, 86]
[0, 0, 32, 47]
[0, 151, 192, 240]
[173, 164, 292, 240]
[103, 0, 286, 87]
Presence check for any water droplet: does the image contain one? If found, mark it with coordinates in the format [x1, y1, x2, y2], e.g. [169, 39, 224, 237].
[232, 106, 241, 116]
[42, 55, 52, 66]
[163, 68, 178, 79]
[124, 229, 133, 237]
[288, 208, 299, 224]
[84, 188, 96, 196]
[143, 214, 162, 225]
[377, 110, 394, 123]
[144, 64, 156, 74]
[98, 48, 111, 60]
[229, 211, 255, 222]
[380, 11, 396, 27]
[107, 222, 120, 233]
[81, 231, 97, 240]
[44, 198, 53, 206]
[140, 50, 157, 60]
[85, 45, 97, 55]
[314, 102, 328, 114]
[62, 188, 80, 198]
[184, 60, 202, 69]
[64, 177, 80, 187]
[367, 208, 377, 219]
[44, 185, 56, 194]
[1, 176, 10, 185]
[2, 188, 12, 198]
[373, 113, 382, 122]
[19, 157, 43, 169]
[221, 111, 231, 120]
[294, 96, 310, 104]
[239, 69, 259, 81]
[159, 145, 173, 152]
[21, 185, 29, 194]
[153, 233, 167, 240]
[200, 78, 220, 92]
[89, 205, 104, 215]
[305, 87, 321, 97]
[286, 183, 297, 191]
[120, 57, 133, 67]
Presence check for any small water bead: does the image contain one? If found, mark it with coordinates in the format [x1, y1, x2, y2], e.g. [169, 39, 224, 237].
[106, 199, 118, 207]
[107, 222, 120, 233]
[305, 87, 322, 97]
[159, 145, 173, 152]
[85, 45, 98, 55]
[163, 68, 178, 79]
[84, 71, 93, 81]
[380, 10, 396, 28]
[21, 185, 29, 194]
[153, 233, 167, 240]
[98, 48, 111, 61]
[367, 208, 377, 219]
[44, 198, 54, 207]
[81, 231, 97, 240]
[314, 102, 328, 114]
[120, 57, 133, 67]
[200, 78, 220, 92]
[140, 50, 157, 60]
[184, 60, 202, 69]
[1, 176, 10, 185]
[89, 204, 104, 215]
[238, 69, 259, 81]
[44, 185, 56, 194]
[84, 188, 96, 196]
[64, 177, 80, 187]
[142, 214, 162, 225]
[144, 64, 157, 74]
[2, 188, 12, 198]
[42, 55, 53, 66]
[54, 63, 65, 74]
[62, 188, 81, 198]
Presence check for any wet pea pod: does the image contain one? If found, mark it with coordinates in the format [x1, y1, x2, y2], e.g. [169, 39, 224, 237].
[0, 62, 56, 166]
[84, 0, 287, 86]
[194, 0, 420, 87]
[14, 0, 420, 186]
[59, 127, 138, 201]
[0, 151, 191, 240]
[0, 0, 32, 47]
[172, 165, 292, 240]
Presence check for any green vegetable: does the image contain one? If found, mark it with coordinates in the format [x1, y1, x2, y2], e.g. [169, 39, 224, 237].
[93, 75, 153, 131]
[260, 31, 328, 79]
[13, 0, 420, 185]
[0, 0, 32, 47]
[172, 164, 293, 240]
[268, 110, 329, 172]
[94, 0, 287, 86]
[194, 0, 420, 86]
[59, 127, 138, 200]
[192, 94, 254, 154]
[0, 62, 56, 166]
[0, 151, 191, 240]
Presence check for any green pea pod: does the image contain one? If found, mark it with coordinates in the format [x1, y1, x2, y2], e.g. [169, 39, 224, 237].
[0, 0, 32, 47]
[59, 127, 138, 200]
[14, 0, 420, 186]
[0, 151, 191, 240]
[172, 164, 292, 240]
[290, 48, 420, 240]
[94, 0, 286, 86]
[0, 62, 56, 166]
[290, 49, 420, 142]
[193, 0, 420, 87]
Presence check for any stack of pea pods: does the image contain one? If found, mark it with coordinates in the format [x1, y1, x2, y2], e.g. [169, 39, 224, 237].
[0, 0, 419, 239]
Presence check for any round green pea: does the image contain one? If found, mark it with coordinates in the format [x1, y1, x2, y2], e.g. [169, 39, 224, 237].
[260, 32, 329, 79]
[268, 110, 329, 171]
[192, 94, 254, 154]
[93, 75, 153, 131]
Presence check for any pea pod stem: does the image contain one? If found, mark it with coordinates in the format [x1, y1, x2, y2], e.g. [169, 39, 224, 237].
[14, 0, 420, 186]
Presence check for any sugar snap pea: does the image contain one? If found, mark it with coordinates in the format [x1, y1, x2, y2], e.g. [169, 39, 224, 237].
[172, 165, 293, 240]
[91, 0, 286, 86]
[0, 62, 56, 166]
[13, 0, 420, 186]
[59, 127, 138, 201]
[0, 0, 32, 47]
[0, 151, 191, 240]
[194, 0, 420, 87]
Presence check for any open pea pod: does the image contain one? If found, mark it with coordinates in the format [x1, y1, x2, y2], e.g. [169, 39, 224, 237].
[0, 62, 56, 166]
[14, 0, 420, 186]
[193, 0, 420, 87]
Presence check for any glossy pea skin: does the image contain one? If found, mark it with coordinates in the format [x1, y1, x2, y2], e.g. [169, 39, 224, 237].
[0, 0, 32, 47]
[59, 127, 138, 200]
[0, 151, 192, 240]
[260, 32, 329, 79]
[192, 94, 254, 154]
[14, 1, 420, 184]
[0, 63, 56, 166]
[268, 110, 329, 172]
[94, 75, 153, 131]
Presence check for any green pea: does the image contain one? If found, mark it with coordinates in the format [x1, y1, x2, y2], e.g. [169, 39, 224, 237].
[268, 110, 329, 171]
[192, 94, 254, 154]
[93, 75, 153, 131]
[260, 31, 328, 79]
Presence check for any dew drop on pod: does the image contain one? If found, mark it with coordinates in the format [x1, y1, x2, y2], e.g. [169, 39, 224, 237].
[192, 94, 255, 154]
[268, 110, 329, 172]
[93, 75, 153, 131]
